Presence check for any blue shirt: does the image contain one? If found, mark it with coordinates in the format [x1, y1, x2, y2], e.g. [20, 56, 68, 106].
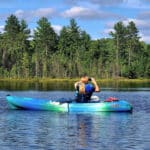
[75, 83, 95, 103]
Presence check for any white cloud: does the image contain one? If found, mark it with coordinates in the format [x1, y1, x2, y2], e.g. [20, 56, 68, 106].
[87, 0, 124, 6]
[64, 0, 150, 9]
[15, 9, 25, 18]
[52, 25, 63, 34]
[106, 18, 150, 30]
[140, 33, 150, 43]
[123, 0, 142, 8]
[61, 6, 120, 20]
[123, 18, 150, 29]
[0, 25, 4, 33]
[105, 18, 150, 43]
[121, 0, 150, 9]
[103, 28, 115, 34]
[64, 0, 124, 6]
[138, 11, 150, 20]
[33, 8, 56, 18]
[14, 8, 56, 20]
[143, 0, 150, 2]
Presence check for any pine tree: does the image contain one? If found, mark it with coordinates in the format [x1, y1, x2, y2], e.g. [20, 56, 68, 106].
[33, 17, 58, 77]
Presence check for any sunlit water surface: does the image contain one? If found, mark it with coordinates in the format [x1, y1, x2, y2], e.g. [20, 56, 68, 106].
[0, 89, 150, 150]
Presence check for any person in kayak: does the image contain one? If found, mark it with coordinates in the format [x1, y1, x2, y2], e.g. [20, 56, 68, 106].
[74, 75, 100, 103]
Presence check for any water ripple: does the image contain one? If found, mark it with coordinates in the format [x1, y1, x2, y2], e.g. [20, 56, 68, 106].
[0, 90, 150, 150]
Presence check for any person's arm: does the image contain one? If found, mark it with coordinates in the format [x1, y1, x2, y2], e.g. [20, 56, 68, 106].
[91, 78, 100, 92]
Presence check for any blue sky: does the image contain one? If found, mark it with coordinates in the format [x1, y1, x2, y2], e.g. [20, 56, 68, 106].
[0, 0, 150, 43]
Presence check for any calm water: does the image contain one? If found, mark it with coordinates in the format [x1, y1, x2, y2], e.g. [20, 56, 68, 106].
[0, 85, 150, 149]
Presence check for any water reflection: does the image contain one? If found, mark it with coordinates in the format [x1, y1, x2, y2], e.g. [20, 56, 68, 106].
[0, 106, 149, 150]
[0, 111, 68, 149]
[0, 110, 132, 150]
[0, 89, 150, 149]
[70, 112, 133, 149]
[0, 80, 149, 91]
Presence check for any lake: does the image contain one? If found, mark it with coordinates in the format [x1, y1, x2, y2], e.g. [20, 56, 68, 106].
[0, 81, 150, 150]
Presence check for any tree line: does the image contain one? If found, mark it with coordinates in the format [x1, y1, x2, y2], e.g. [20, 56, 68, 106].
[0, 15, 149, 79]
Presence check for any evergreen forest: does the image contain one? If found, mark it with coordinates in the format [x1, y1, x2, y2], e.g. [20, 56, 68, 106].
[0, 15, 149, 79]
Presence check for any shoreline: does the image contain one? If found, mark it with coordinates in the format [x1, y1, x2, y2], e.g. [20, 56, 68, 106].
[0, 78, 149, 83]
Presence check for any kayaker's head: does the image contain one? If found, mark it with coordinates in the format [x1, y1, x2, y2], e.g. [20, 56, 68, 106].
[80, 74, 89, 84]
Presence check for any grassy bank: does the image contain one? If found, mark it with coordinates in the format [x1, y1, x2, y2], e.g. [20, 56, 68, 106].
[0, 78, 149, 91]
[0, 78, 149, 83]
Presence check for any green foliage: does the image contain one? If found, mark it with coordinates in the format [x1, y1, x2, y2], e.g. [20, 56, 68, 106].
[33, 17, 58, 77]
[0, 15, 30, 77]
[109, 21, 148, 78]
[0, 15, 149, 79]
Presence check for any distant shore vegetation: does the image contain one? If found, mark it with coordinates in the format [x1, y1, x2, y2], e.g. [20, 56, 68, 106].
[0, 15, 149, 79]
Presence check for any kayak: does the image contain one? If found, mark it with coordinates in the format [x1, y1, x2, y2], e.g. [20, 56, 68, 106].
[6, 95, 133, 112]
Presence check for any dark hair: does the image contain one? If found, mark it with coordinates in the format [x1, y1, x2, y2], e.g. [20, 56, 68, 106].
[80, 73, 88, 78]
[88, 78, 91, 81]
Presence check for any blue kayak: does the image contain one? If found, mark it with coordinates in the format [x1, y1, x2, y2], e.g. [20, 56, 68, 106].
[6, 95, 133, 112]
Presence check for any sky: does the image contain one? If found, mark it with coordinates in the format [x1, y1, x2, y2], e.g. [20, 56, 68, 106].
[0, 0, 150, 43]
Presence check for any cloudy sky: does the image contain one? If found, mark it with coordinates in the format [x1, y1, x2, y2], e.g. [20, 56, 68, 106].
[0, 0, 150, 43]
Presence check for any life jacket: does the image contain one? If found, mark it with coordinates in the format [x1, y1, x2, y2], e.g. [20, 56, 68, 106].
[78, 82, 85, 94]
[76, 83, 95, 102]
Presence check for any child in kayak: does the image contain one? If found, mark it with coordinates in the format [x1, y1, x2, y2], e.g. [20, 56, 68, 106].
[74, 75, 100, 103]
